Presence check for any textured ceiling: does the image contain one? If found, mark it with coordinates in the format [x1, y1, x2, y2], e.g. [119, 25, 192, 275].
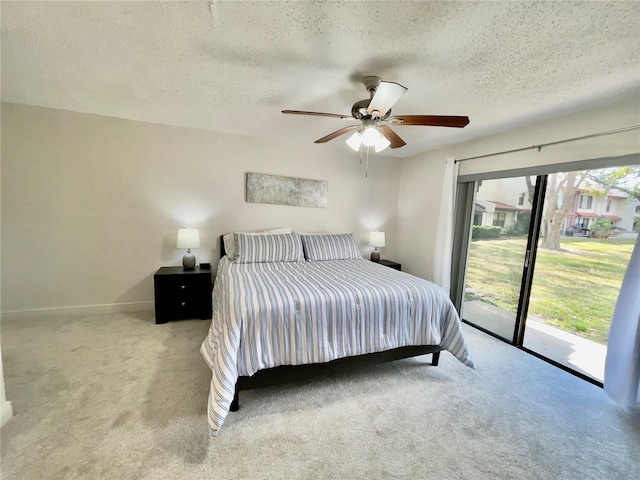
[2, 1, 639, 158]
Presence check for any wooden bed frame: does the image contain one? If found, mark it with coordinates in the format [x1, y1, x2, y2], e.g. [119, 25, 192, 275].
[218, 235, 442, 412]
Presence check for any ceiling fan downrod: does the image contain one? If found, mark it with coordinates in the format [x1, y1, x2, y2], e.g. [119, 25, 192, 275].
[363, 75, 382, 97]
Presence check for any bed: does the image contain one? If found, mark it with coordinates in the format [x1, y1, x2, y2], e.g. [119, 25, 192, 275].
[200, 231, 474, 434]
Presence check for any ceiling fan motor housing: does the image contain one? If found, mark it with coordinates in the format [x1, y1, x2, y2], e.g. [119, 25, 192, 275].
[351, 76, 391, 120]
[351, 99, 391, 120]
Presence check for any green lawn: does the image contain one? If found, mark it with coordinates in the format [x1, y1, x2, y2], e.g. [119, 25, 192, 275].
[465, 236, 636, 344]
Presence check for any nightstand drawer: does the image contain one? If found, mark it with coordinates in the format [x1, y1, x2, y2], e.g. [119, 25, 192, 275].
[155, 275, 210, 297]
[158, 296, 211, 320]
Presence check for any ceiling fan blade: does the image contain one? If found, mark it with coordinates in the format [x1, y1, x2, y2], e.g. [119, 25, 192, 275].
[314, 125, 359, 144]
[367, 81, 407, 117]
[380, 125, 406, 149]
[387, 115, 470, 128]
[282, 110, 352, 120]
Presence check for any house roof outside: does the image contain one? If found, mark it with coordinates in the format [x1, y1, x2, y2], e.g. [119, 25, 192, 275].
[488, 200, 524, 212]
[576, 186, 631, 199]
[567, 212, 623, 222]
[606, 190, 629, 199]
[568, 212, 601, 219]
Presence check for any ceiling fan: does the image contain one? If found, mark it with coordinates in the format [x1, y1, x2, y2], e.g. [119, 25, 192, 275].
[282, 76, 469, 152]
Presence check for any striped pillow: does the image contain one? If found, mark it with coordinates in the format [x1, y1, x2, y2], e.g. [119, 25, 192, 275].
[235, 232, 304, 263]
[223, 227, 292, 260]
[301, 233, 362, 261]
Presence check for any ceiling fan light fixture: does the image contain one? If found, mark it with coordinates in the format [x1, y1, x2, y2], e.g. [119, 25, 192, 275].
[374, 133, 391, 152]
[345, 131, 362, 151]
[361, 125, 380, 147]
[283, 76, 470, 155]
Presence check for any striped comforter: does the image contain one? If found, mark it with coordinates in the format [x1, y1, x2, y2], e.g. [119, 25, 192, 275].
[200, 257, 474, 434]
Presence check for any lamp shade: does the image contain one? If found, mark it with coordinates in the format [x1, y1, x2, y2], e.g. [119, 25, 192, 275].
[374, 134, 391, 152]
[345, 131, 362, 151]
[369, 231, 385, 248]
[177, 228, 200, 249]
[361, 126, 381, 146]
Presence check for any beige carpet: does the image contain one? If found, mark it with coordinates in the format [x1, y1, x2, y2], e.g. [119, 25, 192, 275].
[1, 310, 638, 480]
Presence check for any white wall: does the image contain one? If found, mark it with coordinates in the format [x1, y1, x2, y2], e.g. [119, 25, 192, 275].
[3, 99, 638, 311]
[606, 197, 638, 232]
[1, 103, 401, 312]
[397, 99, 640, 280]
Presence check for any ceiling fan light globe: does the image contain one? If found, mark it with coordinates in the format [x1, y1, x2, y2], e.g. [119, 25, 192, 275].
[374, 134, 391, 152]
[361, 126, 380, 146]
[345, 131, 362, 151]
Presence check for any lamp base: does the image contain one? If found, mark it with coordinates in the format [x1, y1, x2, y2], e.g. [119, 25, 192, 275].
[182, 251, 196, 270]
[370, 249, 380, 262]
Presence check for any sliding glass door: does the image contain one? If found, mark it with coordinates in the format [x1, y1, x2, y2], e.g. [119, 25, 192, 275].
[460, 176, 538, 342]
[522, 168, 638, 382]
[456, 164, 639, 384]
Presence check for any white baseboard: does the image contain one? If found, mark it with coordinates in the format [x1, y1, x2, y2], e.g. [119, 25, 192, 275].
[1, 301, 154, 321]
[1, 400, 13, 428]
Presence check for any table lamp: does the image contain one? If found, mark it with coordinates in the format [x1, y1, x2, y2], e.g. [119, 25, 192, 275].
[177, 228, 200, 270]
[369, 231, 385, 262]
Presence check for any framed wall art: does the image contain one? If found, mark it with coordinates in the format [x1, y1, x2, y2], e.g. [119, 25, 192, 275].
[245, 172, 328, 208]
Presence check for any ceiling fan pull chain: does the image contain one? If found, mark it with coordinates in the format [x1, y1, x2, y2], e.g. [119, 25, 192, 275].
[365, 147, 370, 178]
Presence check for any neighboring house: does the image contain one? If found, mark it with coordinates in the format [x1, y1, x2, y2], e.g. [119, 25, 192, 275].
[563, 188, 639, 233]
[474, 177, 531, 228]
[473, 178, 639, 233]
[474, 199, 528, 228]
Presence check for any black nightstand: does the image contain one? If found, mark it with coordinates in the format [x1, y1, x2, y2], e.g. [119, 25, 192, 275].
[153, 266, 213, 324]
[377, 259, 401, 271]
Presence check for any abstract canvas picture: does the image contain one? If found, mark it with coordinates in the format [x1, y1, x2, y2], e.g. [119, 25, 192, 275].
[246, 172, 328, 208]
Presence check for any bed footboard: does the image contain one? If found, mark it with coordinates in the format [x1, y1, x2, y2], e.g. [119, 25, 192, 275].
[230, 346, 442, 411]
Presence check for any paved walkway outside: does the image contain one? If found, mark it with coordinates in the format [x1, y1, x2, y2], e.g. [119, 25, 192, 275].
[461, 300, 606, 382]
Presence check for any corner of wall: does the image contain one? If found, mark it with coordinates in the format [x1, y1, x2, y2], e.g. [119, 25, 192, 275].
[0, 338, 13, 428]
[0, 157, 13, 428]
[1, 394, 13, 428]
